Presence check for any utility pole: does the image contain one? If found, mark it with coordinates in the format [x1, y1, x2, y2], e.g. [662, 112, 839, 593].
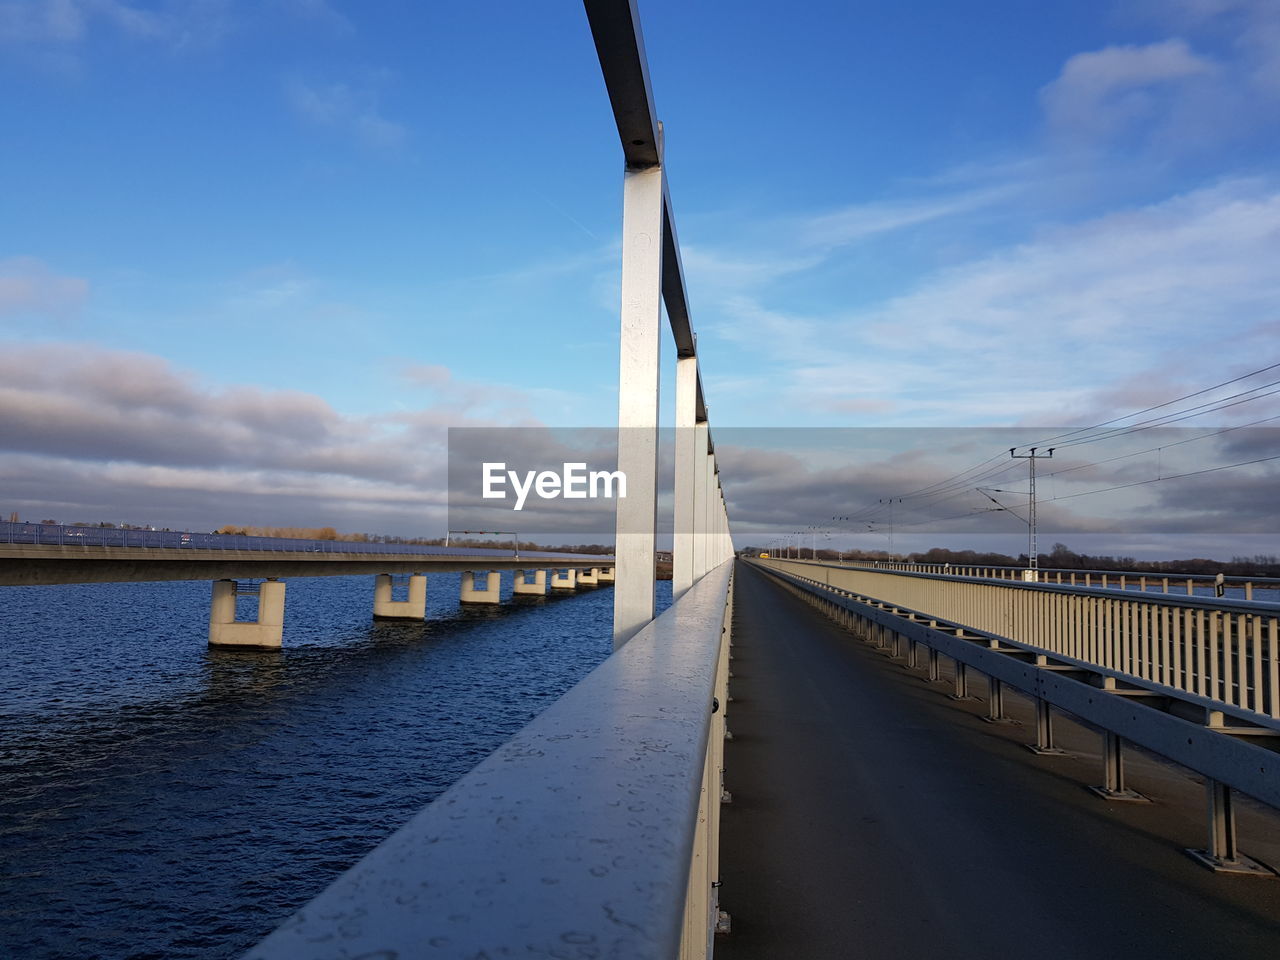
[1009, 448, 1053, 579]
[879, 498, 901, 558]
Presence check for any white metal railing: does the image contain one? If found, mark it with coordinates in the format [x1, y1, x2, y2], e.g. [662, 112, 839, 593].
[248, 3, 737, 955]
[762, 558, 1280, 720]
[245, 562, 733, 959]
[843, 558, 1280, 600]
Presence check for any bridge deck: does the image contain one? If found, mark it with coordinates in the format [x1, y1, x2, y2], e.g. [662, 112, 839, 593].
[717, 561, 1280, 960]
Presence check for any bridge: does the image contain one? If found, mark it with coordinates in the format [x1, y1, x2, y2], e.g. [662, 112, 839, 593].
[5, 2, 1278, 959]
[0, 519, 614, 648]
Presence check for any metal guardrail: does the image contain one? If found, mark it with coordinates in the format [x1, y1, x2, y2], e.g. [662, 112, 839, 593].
[762, 558, 1280, 721]
[0, 521, 606, 562]
[752, 559, 1280, 875]
[244, 561, 733, 959]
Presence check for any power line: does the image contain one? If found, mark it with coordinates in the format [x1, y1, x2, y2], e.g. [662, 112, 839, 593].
[831, 359, 1280, 528]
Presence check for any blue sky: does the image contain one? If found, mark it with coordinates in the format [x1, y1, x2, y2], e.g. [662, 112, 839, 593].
[2, 0, 1278, 553]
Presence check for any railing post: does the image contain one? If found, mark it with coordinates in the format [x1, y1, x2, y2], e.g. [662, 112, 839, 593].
[1186, 779, 1271, 874]
[612, 160, 664, 649]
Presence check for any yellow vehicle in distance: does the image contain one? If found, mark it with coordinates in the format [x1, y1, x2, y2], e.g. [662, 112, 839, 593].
[758, 552, 769, 558]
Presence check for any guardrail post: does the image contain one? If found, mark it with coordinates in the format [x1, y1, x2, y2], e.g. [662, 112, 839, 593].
[984, 676, 1016, 723]
[1026, 698, 1068, 755]
[951, 660, 976, 700]
[1185, 780, 1273, 875]
[1090, 732, 1148, 802]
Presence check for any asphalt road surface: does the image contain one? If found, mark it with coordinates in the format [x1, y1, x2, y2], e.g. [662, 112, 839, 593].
[715, 561, 1280, 960]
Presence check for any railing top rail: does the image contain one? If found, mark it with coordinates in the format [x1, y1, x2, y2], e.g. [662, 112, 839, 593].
[245, 560, 733, 960]
[841, 559, 1280, 586]
[769, 558, 1280, 614]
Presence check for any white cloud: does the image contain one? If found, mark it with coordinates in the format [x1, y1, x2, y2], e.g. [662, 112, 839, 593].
[1040, 39, 1216, 144]
[0, 0, 222, 47]
[704, 179, 1280, 426]
[285, 77, 406, 150]
[798, 187, 1018, 250]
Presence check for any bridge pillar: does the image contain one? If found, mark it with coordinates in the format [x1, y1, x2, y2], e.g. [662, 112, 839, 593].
[550, 568, 577, 591]
[577, 567, 600, 587]
[373, 573, 427, 620]
[460, 571, 501, 604]
[597, 566, 615, 582]
[209, 578, 285, 649]
[512, 569, 547, 596]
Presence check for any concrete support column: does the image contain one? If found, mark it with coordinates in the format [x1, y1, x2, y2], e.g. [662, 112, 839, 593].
[209, 578, 285, 649]
[460, 570, 501, 605]
[597, 566, 616, 583]
[550, 568, 578, 591]
[578, 567, 600, 587]
[512, 569, 548, 596]
[373, 573, 427, 620]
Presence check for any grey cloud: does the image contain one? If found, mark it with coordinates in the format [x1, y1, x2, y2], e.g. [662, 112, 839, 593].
[0, 343, 482, 531]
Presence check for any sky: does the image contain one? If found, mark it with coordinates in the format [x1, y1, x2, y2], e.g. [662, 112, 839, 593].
[1, 0, 1278, 558]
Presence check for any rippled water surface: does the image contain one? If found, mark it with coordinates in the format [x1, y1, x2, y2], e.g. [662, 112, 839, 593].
[0, 573, 671, 959]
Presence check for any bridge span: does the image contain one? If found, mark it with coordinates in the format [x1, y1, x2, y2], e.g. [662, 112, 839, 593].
[1, 521, 614, 648]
